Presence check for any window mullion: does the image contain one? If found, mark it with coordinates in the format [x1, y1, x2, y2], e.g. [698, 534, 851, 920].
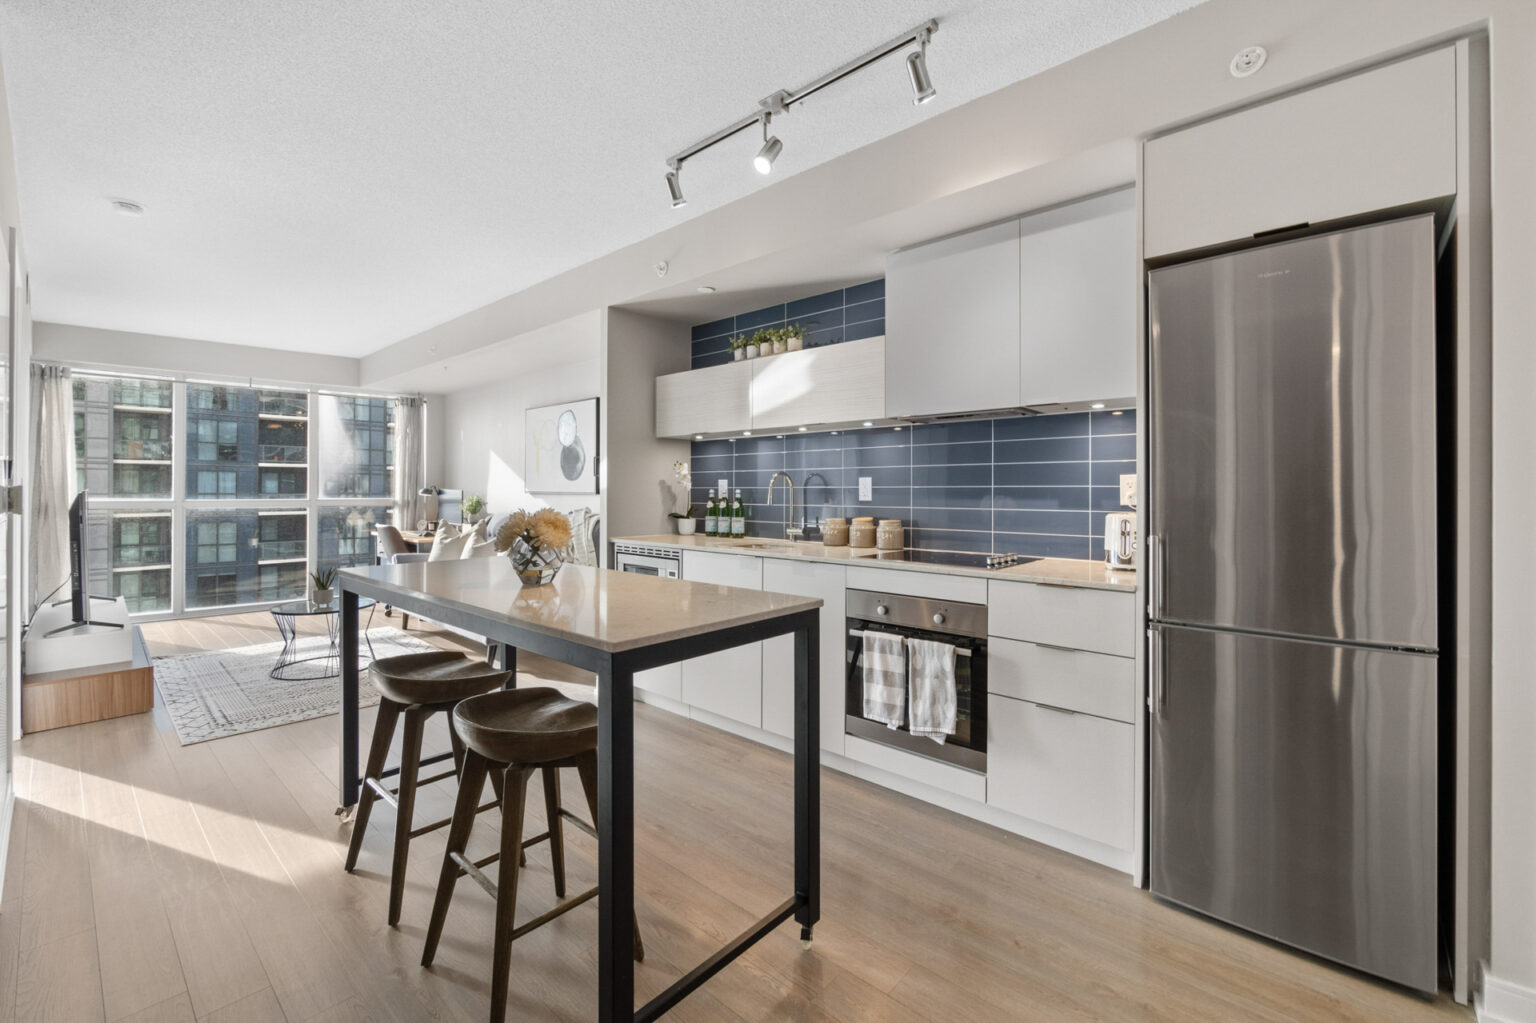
[171, 381, 186, 616]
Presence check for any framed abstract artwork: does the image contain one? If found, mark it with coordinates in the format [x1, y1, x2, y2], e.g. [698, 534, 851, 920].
[525, 397, 599, 494]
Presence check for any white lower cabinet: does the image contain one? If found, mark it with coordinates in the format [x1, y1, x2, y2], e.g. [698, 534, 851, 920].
[634, 662, 681, 702]
[760, 558, 846, 755]
[986, 694, 1134, 851]
[680, 551, 763, 727]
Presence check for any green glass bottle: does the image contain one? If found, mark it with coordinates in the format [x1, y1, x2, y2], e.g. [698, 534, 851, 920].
[731, 488, 746, 537]
[703, 489, 717, 536]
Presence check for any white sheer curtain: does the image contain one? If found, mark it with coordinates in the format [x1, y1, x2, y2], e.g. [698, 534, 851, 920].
[29, 365, 75, 609]
[393, 396, 424, 528]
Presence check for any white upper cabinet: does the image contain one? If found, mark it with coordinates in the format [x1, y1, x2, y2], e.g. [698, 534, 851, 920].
[886, 218, 1021, 418]
[1143, 47, 1457, 259]
[655, 360, 751, 438]
[1019, 189, 1136, 407]
[749, 337, 885, 432]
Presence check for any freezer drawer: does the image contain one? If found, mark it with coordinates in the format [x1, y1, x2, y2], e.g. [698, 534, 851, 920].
[1149, 625, 1437, 991]
[1147, 216, 1438, 649]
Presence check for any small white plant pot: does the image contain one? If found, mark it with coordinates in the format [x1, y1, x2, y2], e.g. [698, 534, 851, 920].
[787, 336, 804, 351]
[771, 340, 787, 355]
[745, 345, 760, 359]
[675, 518, 697, 536]
[312, 588, 334, 604]
[732, 349, 745, 361]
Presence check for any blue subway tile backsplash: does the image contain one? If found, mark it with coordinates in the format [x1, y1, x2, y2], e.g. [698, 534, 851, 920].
[689, 410, 1138, 561]
[686, 286, 1135, 561]
[690, 279, 885, 369]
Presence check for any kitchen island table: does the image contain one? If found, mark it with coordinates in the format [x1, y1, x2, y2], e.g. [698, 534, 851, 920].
[336, 558, 822, 1022]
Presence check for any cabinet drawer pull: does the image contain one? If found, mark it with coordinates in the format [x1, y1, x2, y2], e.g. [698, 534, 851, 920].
[1033, 702, 1079, 716]
[1029, 641, 1080, 654]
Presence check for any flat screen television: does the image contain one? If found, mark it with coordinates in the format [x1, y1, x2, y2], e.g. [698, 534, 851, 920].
[67, 490, 88, 623]
[46, 490, 122, 637]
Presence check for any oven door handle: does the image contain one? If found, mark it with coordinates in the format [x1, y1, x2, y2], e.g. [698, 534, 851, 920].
[848, 628, 973, 657]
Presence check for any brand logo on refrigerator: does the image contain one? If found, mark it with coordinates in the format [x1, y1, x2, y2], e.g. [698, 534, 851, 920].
[1257, 269, 1292, 279]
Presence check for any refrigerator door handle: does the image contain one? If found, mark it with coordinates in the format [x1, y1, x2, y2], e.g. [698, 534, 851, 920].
[1146, 533, 1163, 619]
[1147, 626, 1164, 715]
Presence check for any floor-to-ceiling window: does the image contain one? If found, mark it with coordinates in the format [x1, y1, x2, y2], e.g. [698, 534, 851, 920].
[72, 372, 403, 618]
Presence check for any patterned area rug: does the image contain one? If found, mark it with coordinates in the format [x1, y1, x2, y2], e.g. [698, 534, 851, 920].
[153, 627, 441, 745]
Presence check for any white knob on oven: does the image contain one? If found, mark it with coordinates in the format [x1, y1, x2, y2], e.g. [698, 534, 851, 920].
[932, 612, 946, 626]
[876, 604, 889, 616]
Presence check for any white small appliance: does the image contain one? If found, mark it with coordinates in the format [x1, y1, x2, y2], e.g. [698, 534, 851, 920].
[611, 542, 681, 578]
[1104, 511, 1137, 569]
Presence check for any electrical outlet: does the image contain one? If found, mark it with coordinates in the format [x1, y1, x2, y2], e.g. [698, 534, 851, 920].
[1120, 474, 1137, 508]
[718, 478, 729, 497]
[858, 477, 873, 501]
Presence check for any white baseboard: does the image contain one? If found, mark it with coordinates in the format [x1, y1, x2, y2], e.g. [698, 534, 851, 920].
[1479, 967, 1536, 1023]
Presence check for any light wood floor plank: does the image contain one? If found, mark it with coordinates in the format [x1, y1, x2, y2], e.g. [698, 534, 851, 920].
[0, 610, 1471, 1023]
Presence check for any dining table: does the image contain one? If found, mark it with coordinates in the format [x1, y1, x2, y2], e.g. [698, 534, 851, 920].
[336, 557, 822, 1021]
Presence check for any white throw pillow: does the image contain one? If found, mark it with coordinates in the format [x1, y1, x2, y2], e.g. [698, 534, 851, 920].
[428, 531, 469, 561]
[466, 518, 489, 543]
[461, 538, 499, 559]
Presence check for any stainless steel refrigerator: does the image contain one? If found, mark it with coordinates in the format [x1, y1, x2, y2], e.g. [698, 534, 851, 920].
[1146, 215, 1440, 992]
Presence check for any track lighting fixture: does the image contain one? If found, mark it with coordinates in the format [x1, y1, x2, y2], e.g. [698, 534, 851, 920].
[753, 115, 782, 175]
[907, 28, 936, 104]
[665, 163, 686, 208]
[664, 17, 938, 205]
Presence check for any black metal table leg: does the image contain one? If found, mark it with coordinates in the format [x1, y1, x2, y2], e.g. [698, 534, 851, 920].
[794, 612, 821, 944]
[596, 656, 635, 1022]
[339, 590, 360, 810]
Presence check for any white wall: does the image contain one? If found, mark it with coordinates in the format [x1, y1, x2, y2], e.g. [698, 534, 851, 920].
[33, 321, 360, 388]
[438, 357, 602, 521]
[600, 308, 690, 545]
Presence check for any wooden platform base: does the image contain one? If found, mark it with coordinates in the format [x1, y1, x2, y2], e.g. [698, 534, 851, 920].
[21, 625, 154, 733]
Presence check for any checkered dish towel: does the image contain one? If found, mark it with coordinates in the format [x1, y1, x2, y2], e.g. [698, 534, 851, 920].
[861, 631, 907, 728]
[907, 637, 958, 744]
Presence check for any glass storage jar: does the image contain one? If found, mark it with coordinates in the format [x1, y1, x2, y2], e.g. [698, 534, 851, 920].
[876, 519, 904, 551]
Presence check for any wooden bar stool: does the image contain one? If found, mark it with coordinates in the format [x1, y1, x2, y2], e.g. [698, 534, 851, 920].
[421, 687, 644, 1023]
[344, 650, 512, 927]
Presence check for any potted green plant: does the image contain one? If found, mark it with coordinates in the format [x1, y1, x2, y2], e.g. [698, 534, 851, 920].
[728, 334, 749, 361]
[768, 327, 788, 355]
[463, 493, 486, 523]
[310, 567, 337, 604]
[746, 330, 768, 359]
[784, 322, 806, 352]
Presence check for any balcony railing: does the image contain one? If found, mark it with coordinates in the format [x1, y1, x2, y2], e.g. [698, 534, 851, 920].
[258, 540, 306, 560]
[258, 444, 307, 463]
[258, 395, 308, 417]
[113, 440, 173, 461]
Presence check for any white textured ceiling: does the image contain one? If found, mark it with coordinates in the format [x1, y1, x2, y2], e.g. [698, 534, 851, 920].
[0, 0, 1204, 356]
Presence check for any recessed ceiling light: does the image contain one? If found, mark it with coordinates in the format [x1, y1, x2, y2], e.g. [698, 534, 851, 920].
[695, 434, 703, 439]
[743, 431, 752, 436]
[797, 427, 807, 432]
[1111, 410, 1124, 416]
[862, 421, 873, 427]
[1091, 403, 1105, 409]
[111, 198, 144, 216]
[697, 286, 716, 294]
[893, 426, 902, 431]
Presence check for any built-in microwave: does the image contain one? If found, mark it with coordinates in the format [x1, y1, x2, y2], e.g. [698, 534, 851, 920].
[845, 588, 987, 773]
[611, 542, 681, 579]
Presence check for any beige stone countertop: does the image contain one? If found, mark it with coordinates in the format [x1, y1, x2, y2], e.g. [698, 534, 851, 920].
[613, 535, 1139, 592]
[339, 559, 822, 653]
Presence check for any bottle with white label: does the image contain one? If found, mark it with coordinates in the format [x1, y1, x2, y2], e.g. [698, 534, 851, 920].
[731, 489, 746, 537]
[703, 489, 717, 536]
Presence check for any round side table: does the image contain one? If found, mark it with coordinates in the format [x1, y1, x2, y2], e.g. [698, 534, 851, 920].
[270, 596, 378, 680]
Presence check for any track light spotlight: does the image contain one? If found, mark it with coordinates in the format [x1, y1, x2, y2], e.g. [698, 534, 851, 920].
[907, 36, 936, 104]
[754, 114, 782, 175]
[666, 166, 686, 208]
[754, 136, 782, 174]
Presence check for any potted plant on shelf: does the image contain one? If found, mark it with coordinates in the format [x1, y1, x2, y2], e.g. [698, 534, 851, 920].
[667, 460, 695, 533]
[745, 330, 766, 359]
[729, 334, 748, 361]
[463, 493, 486, 523]
[769, 327, 788, 355]
[784, 322, 806, 351]
[495, 508, 573, 586]
[310, 567, 337, 604]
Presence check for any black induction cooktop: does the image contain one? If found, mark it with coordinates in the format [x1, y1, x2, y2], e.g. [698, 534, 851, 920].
[871, 549, 1039, 570]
